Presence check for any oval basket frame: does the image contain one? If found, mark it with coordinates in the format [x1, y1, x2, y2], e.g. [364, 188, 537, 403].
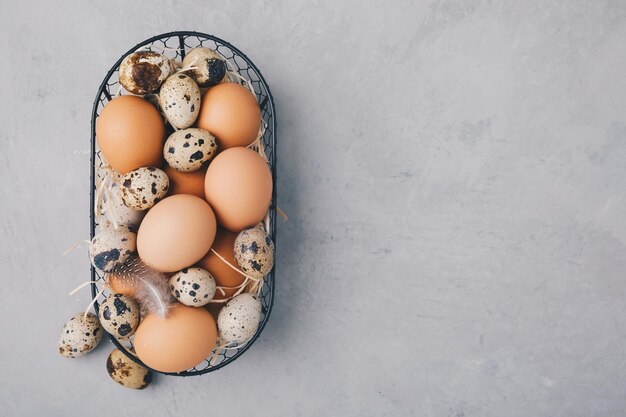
[89, 31, 277, 376]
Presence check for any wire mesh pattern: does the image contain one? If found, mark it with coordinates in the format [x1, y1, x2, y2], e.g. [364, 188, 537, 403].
[89, 32, 276, 376]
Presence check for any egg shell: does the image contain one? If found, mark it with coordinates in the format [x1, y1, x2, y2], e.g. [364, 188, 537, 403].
[182, 47, 227, 88]
[234, 226, 275, 279]
[144, 93, 167, 123]
[119, 51, 174, 94]
[58, 313, 103, 358]
[197, 83, 261, 149]
[198, 228, 245, 300]
[204, 147, 272, 232]
[134, 304, 218, 373]
[98, 294, 140, 338]
[165, 164, 207, 199]
[206, 303, 223, 321]
[107, 349, 153, 389]
[164, 128, 217, 172]
[137, 194, 217, 272]
[102, 182, 145, 227]
[96, 96, 164, 174]
[217, 293, 262, 344]
[120, 167, 169, 210]
[170, 267, 216, 307]
[160, 74, 201, 129]
[106, 272, 138, 297]
[89, 225, 136, 272]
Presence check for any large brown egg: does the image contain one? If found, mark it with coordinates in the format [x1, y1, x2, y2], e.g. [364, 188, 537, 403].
[204, 147, 272, 232]
[198, 228, 245, 300]
[137, 195, 216, 272]
[95, 96, 164, 174]
[134, 304, 218, 373]
[196, 83, 261, 149]
[165, 164, 207, 199]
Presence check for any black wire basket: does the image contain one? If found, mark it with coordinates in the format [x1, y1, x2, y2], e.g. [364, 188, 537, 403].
[89, 31, 276, 376]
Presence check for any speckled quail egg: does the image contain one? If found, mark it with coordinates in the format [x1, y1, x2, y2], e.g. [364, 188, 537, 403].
[102, 182, 145, 227]
[107, 348, 153, 389]
[164, 128, 217, 172]
[89, 224, 136, 272]
[120, 167, 169, 210]
[217, 293, 262, 344]
[98, 294, 140, 338]
[234, 226, 275, 279]
[182, 47, 228, 88]
[58, 313, 103, 358]
[169, 267, 216, 307]
[160, 73, 201, 129]
[119, 51, 174, 94]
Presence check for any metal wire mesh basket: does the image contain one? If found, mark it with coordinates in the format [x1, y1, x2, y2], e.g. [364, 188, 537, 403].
[89, 31, 276, 376]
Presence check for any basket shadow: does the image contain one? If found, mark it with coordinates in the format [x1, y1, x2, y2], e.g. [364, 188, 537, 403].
[256, 87, 306, 348]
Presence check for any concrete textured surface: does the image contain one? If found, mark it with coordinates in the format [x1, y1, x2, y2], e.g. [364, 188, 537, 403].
[1, 1, 626, 416]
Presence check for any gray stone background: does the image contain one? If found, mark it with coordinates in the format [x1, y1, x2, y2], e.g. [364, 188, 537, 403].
[1, 0, 625, 416]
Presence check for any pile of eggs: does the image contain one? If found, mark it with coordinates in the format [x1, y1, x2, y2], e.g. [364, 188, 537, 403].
[58, 46, 275, 388]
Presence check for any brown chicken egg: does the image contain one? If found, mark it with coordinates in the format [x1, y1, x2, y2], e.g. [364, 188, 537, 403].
[206, 303, 223, 322]
[198, 228, 245, 300]
[165, 164, 207, 199]
[134, 304, 218, 373]
[106, 272, 137, 297]
[197, 83, 261, 149]
[96, 96, 164, 174]
[137, 194, 217, 272]
[204, 147, 272, 232]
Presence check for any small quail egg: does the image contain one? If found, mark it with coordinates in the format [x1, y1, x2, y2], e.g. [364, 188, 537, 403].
[89, 224, 136, 272]
[107, 349, 153, 389]
[234, 226, 275, 279]
[102, 182, 145, 227]
[120, 167, 169, 210]
[217, 293, 262, 344]
[98, 294, 140, 338]
[160, 73, 201, 129]
[164, 128, 217, 172]
[119, 51, 174, 94]
[182, 47, 228, 88]
[169, 267, 216, 307]
[58, 313, 103, 358]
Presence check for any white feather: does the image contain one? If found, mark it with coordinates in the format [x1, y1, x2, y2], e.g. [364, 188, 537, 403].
[110, 255, 173, 318]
